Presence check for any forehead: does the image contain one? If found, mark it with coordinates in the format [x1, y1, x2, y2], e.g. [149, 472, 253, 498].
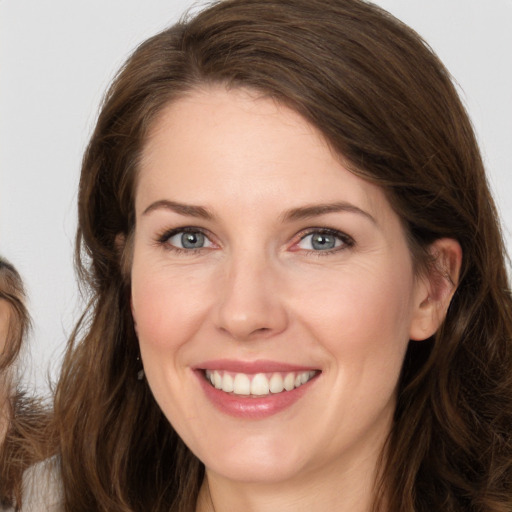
[136, 86, 394, 225]
[141, 86, 329, 173]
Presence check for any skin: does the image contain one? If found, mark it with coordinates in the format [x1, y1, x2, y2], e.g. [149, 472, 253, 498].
[0, 300, 9, 355]
[130, 86, 461, 512]
[0, 300, 12, 438]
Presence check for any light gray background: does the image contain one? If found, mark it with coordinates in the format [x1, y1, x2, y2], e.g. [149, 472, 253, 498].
[1, 0, 511, 393]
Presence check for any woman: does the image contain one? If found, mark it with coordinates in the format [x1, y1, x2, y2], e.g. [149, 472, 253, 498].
[0, 258, 54, 510]
[54, 0, 512, 510]
[0, 258, 28, 455]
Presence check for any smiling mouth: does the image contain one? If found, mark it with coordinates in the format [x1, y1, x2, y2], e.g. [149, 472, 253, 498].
[204, 369, 320, 396]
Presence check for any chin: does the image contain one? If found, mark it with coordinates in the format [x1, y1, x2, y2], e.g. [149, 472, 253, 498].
[206, 457, 305, 484]
[198, 435, 309, 484]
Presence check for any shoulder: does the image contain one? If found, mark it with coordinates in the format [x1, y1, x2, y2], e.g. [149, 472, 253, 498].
[20, 457, 63, 512]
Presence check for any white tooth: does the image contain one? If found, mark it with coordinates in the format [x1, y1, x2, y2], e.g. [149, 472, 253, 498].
[309, 370, 316, 379]
[269, 373, 284, 393]
[222, 373, 234, 393]
[300, 371, 310, 384]
[284, 373, 295, 391]
[294, 374, 302, 388]
[233, 373, 251, 395]
[213, 370, 222, 389]
[251, 373, 270, 396]
[206, 370, 215, 386]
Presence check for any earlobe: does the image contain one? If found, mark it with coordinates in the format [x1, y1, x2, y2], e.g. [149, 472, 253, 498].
[409, 238, 462, 341]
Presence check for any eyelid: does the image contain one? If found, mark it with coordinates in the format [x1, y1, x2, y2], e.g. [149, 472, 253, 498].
[156, 226, 216, 252]
[291, 227, 354, 254]
[154, 226, 353, 255]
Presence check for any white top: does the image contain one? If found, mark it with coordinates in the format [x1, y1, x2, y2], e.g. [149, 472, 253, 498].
[20, 458, 63, 512]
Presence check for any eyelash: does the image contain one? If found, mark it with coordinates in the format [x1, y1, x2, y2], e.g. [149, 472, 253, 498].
[155, 227, 355, 255]
[156, 227, 214, 255]
[293, 228, 355, 256]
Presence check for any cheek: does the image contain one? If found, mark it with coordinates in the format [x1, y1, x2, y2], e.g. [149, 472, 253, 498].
[130, 250, 217, 358]
[303, 264, 413, 332]
[0, 304, 11, 353]
[132, 274, 194, 352]
[291, 260, 415, 375]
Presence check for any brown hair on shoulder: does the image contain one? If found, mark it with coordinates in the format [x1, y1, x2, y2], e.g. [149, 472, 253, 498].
[55, 1, 512, 511]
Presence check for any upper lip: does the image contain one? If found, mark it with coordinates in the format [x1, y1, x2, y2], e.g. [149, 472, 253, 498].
[194, 359, 319, 374]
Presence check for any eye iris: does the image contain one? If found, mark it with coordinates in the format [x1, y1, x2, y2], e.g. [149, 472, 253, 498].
[311, 233, 336, 250]
[181, 232, 205, 249]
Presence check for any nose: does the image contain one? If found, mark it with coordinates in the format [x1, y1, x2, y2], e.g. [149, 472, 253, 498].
[214, 253, 289, 341]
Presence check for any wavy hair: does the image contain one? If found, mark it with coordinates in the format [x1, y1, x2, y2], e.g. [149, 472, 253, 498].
[0, 258, 54, 509]
[54, 1, 512, 510]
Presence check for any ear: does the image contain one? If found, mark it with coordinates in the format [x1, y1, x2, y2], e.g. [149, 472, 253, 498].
[115, 232, 134, 278]
[409, 238, 462, 341]
[115, 233, 126, 251]
[116, 233, 138, 334]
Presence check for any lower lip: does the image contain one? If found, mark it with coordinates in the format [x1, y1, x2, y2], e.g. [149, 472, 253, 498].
[196, 371, 318, 419]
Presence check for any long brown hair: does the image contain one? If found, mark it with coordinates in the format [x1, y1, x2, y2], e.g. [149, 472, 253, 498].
[0, 258, 54, 509]
[54, 1, 512, 510]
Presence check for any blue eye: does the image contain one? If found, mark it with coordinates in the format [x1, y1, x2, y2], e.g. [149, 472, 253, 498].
[297, 230, 350, 251]
[164, 229, 213, 250]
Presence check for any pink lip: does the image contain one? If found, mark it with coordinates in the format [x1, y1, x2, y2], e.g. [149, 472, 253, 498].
[193, 360, 320, 420]
[194, 359, 317, 373]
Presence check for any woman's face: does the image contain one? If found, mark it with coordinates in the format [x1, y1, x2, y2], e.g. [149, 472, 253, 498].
[0, 298, 12, 434]
[130, 86, 431, 485]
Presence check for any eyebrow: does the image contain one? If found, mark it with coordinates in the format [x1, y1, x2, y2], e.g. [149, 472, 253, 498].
[281, 202, 377, 224]
[142, 199, 376, 225]
[142, 200, 213, 219]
